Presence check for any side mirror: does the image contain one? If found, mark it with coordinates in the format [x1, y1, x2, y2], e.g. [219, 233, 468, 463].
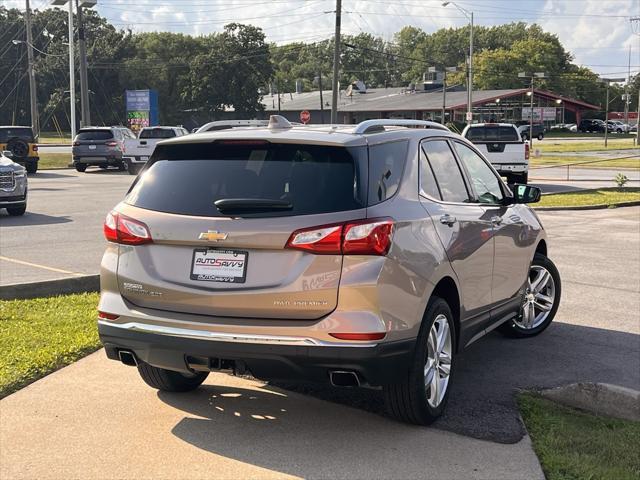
[512, 184, 541, 204]
[2, 150, 13, 158]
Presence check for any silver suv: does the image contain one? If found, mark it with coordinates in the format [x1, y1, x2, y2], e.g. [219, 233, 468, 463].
[98, 117, 561, 424]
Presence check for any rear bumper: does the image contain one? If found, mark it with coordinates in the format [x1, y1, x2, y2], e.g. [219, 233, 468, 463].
[0, 194, 27, 206]
[98, 321, 414, 386]
[123, 156, 150, 164]
[492, 163, 528, 173]
[73, 155, 122, 165]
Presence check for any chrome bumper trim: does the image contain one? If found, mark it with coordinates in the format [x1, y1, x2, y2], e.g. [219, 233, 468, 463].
[98, 320, 378, 348]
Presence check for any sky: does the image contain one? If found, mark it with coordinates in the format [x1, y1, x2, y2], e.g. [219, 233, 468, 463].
[8, 0, 640, 80]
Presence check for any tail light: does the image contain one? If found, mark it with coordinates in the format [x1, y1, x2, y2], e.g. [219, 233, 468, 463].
[32, 144, 38, 152]
[98, 311, 119, 320]
[73, 141, 80, 146]
[524, 142, 530, 160]
[105, 141, 118, 147]
[286, 218, 394, 256]
[329, 332, 386, 341]
[103, 211, 152, 245]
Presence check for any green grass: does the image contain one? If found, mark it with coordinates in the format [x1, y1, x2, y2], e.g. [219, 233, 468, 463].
[519, 393, 640, 480]
[0, 293, 101, 398]
[545, 131, 635, 140]
[537, 139, 639, 153]
[38, 152, 72, 169]
[531, 155, 640, 169]
[38, 132, 71, 144]
[537, 187, 640, 208]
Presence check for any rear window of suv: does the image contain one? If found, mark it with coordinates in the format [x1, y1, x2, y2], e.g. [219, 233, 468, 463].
[75, 130, 114, 141]
[125, 141, 368, 218]
[0, 128, 34, 143]
[139, 128, 177, 139]
[465, 126, 519, 142]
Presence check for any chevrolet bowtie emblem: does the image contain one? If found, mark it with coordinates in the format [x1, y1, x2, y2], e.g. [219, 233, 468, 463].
[198, 230, 228, 241]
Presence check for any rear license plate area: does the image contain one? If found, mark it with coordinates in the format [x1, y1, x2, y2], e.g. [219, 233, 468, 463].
[190, 248, 248, 283]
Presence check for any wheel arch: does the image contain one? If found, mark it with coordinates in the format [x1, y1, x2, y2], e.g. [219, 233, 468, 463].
[429, 276, 461, 352]
[535, 239, 547, 257]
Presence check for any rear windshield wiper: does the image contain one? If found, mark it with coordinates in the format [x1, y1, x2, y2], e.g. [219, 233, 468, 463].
[214, 198, 293, 212]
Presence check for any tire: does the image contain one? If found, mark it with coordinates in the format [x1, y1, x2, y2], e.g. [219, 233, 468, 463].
[514, 172, 528, 184]
[499, 253, 561, 338]
[75, 163, 87, 172]
[384, 297, 456, 425]
[6, 204, 26, 216]
[127, 163, 140, 176]
[117, 162, 126, 171]
[537, 133, 544, 140]
[137, 361, 209, 392]
[25, 162, 37, 174]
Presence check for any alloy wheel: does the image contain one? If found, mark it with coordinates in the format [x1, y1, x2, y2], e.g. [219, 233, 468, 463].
[424, 314, 452, 408]
[515, 265, 556, 329]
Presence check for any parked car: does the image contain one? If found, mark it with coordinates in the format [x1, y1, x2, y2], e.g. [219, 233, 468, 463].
[517, 123, 545, 141]
[462, 123, 529, 184]
[606, 120, 630, 133]
[72, 127, 128, 172]
[569, 124, 577, 132]
[98, 116, 561, 425]
[122, 126, 189, 175]
[0, 150, 28, 216]
[0, 126, 39, 174]
[577, 119, 606, 133]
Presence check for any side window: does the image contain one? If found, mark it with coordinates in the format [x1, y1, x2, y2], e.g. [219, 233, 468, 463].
[421, 140, 470, 203]
[454, 142, 504, 204]
[368, 140, 409, 206]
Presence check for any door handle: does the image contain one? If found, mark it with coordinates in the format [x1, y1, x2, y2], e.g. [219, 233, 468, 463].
[491, 216, 503, 225]
[440, 214, 457, 226]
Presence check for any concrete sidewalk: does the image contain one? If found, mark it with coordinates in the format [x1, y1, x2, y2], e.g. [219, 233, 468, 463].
[0, 352, 544, 480]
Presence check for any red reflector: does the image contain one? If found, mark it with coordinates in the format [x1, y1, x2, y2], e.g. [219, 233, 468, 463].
[103, 210, 153, 245]
[329, 332, 387, 341]
[525, 142, 530, 160]
[98, 311, 119, 320]
[105, 141, 118, 146]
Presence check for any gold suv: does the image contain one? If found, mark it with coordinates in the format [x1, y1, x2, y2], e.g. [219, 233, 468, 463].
[0, 126, 39, 174]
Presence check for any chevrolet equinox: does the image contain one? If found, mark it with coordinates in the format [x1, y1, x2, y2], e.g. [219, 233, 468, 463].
[98, 116, 561, 425]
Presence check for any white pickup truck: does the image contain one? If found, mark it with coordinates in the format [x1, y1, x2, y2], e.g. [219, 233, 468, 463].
[123, 126, 190, 175]
[461, 123, 530, 184]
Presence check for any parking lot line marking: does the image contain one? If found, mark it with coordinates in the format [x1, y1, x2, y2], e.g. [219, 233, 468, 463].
[0, 256, 84, 276]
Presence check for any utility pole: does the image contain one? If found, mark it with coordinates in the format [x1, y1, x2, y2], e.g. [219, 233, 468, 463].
[76, 0, 90, 127]
[624, 46, 631, 128]
[429, 66, 456, 124]
[24, 0, 39, 137]
[600, 77, 625, 147]
[318, 71, 325, 123]
[519, 72, 545, 147]
[68, 0, 76, 139]
[330, 0, 342, 124]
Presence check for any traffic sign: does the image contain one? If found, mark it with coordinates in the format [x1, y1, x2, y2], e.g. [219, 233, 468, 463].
[466, 111, 473, 121]
[300, 110, 311, 124]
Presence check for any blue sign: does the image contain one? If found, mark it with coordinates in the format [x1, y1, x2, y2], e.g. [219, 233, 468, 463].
[126, 90, 151, 111]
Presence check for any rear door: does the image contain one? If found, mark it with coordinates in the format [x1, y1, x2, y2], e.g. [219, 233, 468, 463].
[74, 129, 115, 157]
[419, 139, 494, 327]
[115, 140, 368, 320]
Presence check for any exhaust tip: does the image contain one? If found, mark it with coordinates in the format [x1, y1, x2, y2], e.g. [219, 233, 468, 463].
[118, 350, 138, 367]
[329, 370, 361, 387]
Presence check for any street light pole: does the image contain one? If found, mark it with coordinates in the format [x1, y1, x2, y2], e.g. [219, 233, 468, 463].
[442, 2, 473, 125]
[68, 0, 76, 139]
[76, 0, 90, 127]
[24, 0, 39, 137]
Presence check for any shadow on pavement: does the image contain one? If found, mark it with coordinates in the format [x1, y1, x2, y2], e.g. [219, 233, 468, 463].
[30, 171, 75, 179]
[532, 183, 586, 194]
[158, 321, 640, 445]
[0, 211, 72, 225]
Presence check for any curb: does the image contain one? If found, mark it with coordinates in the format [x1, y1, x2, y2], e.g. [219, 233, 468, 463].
[534, 200, 640, 211]
[0, 275, 99, 301]
[540, 383, 640, 422]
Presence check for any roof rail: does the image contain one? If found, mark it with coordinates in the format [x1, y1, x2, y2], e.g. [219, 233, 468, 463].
[353, 119, 450, 135]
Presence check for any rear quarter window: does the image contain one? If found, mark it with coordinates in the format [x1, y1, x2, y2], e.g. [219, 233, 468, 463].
[76, 130, 114, 141]
[465, 126, 519, 142]
[367, 140, 409, 206]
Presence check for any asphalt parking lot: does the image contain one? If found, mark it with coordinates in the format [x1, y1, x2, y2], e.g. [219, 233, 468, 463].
[1, 168, 638, 478]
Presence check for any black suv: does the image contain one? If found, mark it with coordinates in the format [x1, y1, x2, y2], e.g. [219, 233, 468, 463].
[578, 119, 605, 133]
